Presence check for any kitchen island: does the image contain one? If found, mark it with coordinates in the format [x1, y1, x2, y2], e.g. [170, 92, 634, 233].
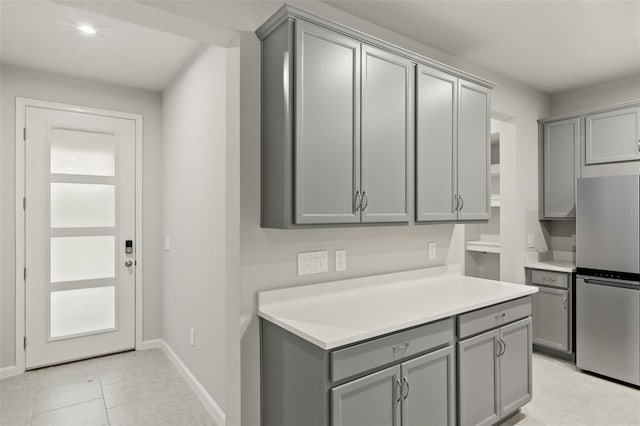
[258, 266, 538, 426]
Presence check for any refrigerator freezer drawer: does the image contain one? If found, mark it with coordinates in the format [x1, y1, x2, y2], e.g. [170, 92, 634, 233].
[576, 277, 640, 386]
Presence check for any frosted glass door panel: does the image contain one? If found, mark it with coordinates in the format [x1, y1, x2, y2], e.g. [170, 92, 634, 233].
[51, 236, 115, 283]
[51, 183, 115, 228]
[50, 128, 115, 176]
[50, 287, 115, 338]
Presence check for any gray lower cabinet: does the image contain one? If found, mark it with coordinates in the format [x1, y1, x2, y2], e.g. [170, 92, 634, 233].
[458, 318, 532, 426]
[402, 345, 456, 426]
[532, 287, 569, 351]
[416, 65, 490, 222]
[331, 365, 401, 426]
[526, 268, 573, 356]
[332, 345, 456, 426]
[585, 105, 640, 165]
[540, 118, 580, 219]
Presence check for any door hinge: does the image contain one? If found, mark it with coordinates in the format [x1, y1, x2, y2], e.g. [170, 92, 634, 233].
[23, 336, 26, 350]
[23, 197, 26, 210]
[23, 267, 26, 280]
[23, 127, 26, 141]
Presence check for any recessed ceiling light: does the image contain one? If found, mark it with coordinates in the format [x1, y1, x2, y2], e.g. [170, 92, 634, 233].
[76, 23, 97, 35]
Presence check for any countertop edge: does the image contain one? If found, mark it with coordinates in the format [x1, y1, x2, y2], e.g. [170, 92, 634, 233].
[258, 287, 538, 350]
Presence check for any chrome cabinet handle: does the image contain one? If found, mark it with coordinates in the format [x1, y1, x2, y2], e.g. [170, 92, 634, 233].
[459, 195, 464, 211]
[495, 312, 506, 321]
[361, 191, 369, 211]
[403, 376, 410, 400]
[495, 339, 502, 358]
[125, 260, 133, 268]
[562, 296, 568, 310]
[396, 378, 402, 403]
[393, 342, 410, 352]
[501, 339, 507, 356]
[638, 139, 640, 152]
[354, 190, 361, 212]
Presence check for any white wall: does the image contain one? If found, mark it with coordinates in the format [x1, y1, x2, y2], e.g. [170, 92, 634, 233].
[550, 74, 640, 117]
[0, 64, 163, 368]
[239, 3, 551, 424]
[161, 45, 231, 416]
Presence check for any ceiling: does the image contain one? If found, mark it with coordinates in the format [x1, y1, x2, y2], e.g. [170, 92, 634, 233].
[325, 1, 640, 94]
[0, 1, 203, 91]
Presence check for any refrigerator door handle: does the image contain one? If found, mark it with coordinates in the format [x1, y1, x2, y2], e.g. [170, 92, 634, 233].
[584, 279, 640, 291]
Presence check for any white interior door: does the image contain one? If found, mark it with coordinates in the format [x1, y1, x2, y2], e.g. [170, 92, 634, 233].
[24, 106, 136, 369]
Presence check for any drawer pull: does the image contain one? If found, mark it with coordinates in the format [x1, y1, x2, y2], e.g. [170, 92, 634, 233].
[495, 312, 506, 321]
[393, 343, 410, 352]
[403, 376, 410, 400]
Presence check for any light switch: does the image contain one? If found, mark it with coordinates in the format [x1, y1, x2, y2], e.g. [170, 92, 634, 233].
[164, 236, 171, 251]
[428, 242, 437, 260]
[335, 250, 346, 271]
[527, 234, 535, 249]
[297, 251, 329, 275]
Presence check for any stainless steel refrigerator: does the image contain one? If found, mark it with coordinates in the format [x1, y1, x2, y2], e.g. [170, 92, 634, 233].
[576, 175, 640, 386]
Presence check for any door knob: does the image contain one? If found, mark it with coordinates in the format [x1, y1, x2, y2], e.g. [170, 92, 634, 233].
[125, 260, 133, 267]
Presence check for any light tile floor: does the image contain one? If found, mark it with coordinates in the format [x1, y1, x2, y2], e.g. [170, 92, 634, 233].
[0, 349, 215, 426]
[504, 352, 640, 425]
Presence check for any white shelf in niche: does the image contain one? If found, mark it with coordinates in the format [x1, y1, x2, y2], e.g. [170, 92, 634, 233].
[491, 194, 501, 207]
[466, 234, 500, 254]
[490, 164, 500, 176]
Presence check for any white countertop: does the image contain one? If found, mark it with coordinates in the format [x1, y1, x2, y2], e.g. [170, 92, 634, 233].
[258, 266, 537, 350]
[525, 260, 576, 273]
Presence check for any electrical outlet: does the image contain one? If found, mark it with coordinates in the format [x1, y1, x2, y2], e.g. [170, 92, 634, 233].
[571, 234, 576, 247]
[189, 328, 195, 347]
[335, 250, 346, 271]
[297, 251, 329, 275]
[428, 242, 437, 260]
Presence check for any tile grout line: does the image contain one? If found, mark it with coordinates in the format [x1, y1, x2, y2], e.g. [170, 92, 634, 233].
[97, 368, 111, 425]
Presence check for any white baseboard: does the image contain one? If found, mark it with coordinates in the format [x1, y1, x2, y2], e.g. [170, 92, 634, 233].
[159, 340, 226, 426]
[137, 339, 164, 350]
[0, 365, 20, 379]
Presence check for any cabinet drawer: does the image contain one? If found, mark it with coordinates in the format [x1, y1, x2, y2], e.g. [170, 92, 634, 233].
[330, 318, 454, 382]
[458, 297, 531, 339]
[531, 270, 568, 289]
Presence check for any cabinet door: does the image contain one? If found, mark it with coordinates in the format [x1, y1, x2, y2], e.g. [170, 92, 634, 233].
[457, 79, 490, 221]
[499, 318, 533, 418]
[294, 21, 361, 224]
[586, 106, 640, 164]
[543, 118, 580, 218]
[458, 329, 500, 426]
[361, 46, 413, 223]
[401, 345, 456, 426]
[331, 365, 401, 426]
[532, 287, 569, 351]
[415, 65, 457, 222]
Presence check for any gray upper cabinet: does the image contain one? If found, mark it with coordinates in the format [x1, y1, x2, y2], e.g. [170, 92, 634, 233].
[361, 45, 413, 223]
[295, 20, 361, 224]
[258, 8, 493, 228]
[540, 118, 580, 219]
[416, 65, 457, 222]
[458, 329, 500, 426]
[585, 106, 640, 165]
[457, 80, 491, 221]
[401, 345, 456, 426]
[416, 66, 490, 222]
[499, 319, 533, 417]
[331, 365, 401, 426]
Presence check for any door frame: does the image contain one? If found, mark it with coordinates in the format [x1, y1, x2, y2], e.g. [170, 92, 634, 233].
[14, 97, 144, 374]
